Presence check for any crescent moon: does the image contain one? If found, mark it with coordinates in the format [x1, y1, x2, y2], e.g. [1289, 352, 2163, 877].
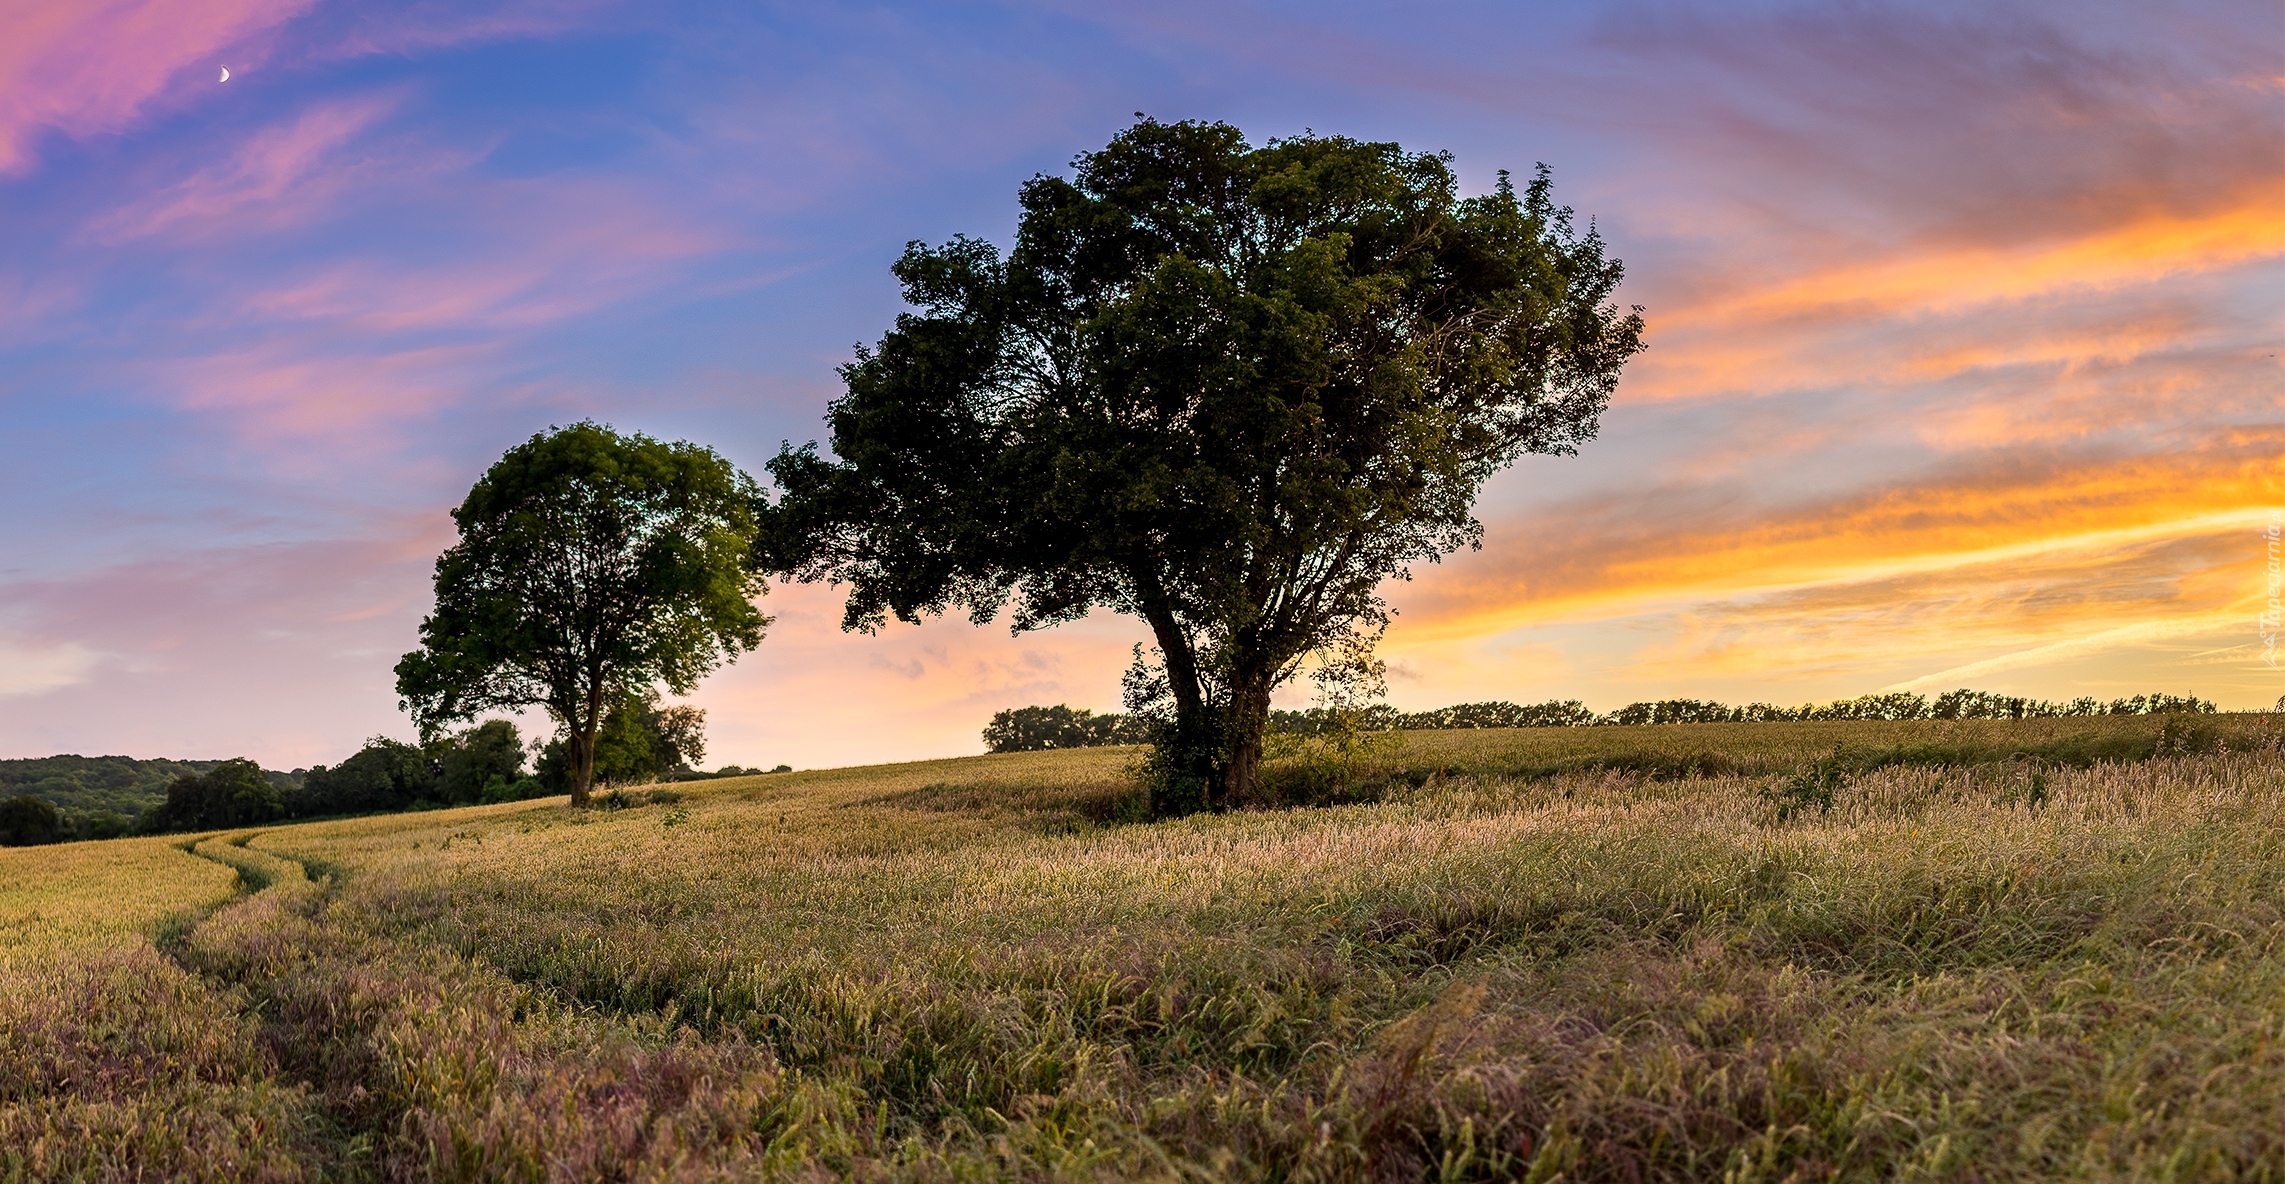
[219, 67, 230, 82]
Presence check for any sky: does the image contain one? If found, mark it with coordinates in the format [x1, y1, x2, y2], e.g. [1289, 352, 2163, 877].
[0, 0, 2279, 772]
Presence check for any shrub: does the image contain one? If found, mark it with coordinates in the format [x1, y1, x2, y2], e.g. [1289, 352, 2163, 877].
[479, 776, 548, 805]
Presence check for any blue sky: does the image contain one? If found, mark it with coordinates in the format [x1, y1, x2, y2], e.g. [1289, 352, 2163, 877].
[1, 0, 2278, 769]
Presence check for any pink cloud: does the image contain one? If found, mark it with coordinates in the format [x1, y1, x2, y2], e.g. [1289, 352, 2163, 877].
[164, 339, 501, 461]
[0, 523, 450, 766]
[107, 170, 745, 455]
[210, 173, 739, 331]
[305, 0, 619, 60]
[89, 90, 409, 242]
[0, 0, 317, 174]
[685, 582, 1148, 770]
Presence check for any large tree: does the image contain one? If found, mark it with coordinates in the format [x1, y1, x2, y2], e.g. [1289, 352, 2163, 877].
[397, 423, 769, 806]
[767, 119, 1645, 813]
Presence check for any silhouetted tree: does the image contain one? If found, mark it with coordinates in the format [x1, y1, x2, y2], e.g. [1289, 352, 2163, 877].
[982, 705, 1150, 752]
[150, 759, 280, 831]
[436, 719, 526, 804]
[397, 423, 769, 806]
[0, 795, 59, 846]
[769, 118, 1644, 813]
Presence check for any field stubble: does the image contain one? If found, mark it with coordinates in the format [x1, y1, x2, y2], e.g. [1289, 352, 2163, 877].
[0, 714, 2279, 1181]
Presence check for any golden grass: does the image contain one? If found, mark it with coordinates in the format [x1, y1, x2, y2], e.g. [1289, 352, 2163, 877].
[0, 834, 238, 959]
[3, 716, 2281, 1180]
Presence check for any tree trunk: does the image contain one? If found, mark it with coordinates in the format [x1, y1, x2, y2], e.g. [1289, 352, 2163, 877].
[568, 724, 598, 807]
[1140, 603, 1224, 817]
[1139, 602, 1204, 716]
[1219, 673, 1274, 807]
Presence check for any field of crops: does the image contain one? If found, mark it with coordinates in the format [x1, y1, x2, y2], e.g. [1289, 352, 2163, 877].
[3, 714, 2281, 1181]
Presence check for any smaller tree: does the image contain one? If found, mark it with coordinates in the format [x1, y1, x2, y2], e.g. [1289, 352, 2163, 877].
[549, 692, 708, 787]
[291, 738, 437, 816]
[982, 705, 1102, 753]
[436, 719, 526, 804]
[0, 795, 59, 846]
[981, 705, 1155, 753]
[150, 760, 279, 832]
[396, 423, 768, 806]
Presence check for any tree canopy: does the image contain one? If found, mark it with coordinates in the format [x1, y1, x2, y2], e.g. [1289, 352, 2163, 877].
[767, 118, 1646, 813]
[149, 759, 280, 832]
[0, 795, 60, 846]
[982, 705, 1153, 753]
[396, 423, 769, 805]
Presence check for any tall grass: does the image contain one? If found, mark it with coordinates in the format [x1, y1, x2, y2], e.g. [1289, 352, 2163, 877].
[0, 833, 239, 956]
[0, 833, 330, 1179]
[3, 718, 2281, 1180]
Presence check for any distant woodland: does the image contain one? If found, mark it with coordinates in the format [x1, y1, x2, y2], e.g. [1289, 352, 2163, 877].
[0, 693, 781, 846]
[0, 755, 299, 821]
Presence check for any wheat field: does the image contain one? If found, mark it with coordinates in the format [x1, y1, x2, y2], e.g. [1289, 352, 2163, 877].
[2, 715, 2280, 1181]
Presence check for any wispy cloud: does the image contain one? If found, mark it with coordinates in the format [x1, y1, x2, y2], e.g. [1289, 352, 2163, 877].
[1399, 432, 2284, 636]
[0, 0, 317, 173]
[1881, 616, 2242, 692]
[4, 0, 2279, 765]
[89, 91, 410, 242]
[0, 636, 102, 697]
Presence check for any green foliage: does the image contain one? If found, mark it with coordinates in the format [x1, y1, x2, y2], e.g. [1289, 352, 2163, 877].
[436, 718, 525, 804]
[1387, 699, 1598, 729]
[282, 722, 540, 820]
[291, 736, 434, 816]
[0, 794, 60, 846]
[478, 776, 548, 805]
[1760, 751, 1848, 821]
[594, 693, 706, 784]
[769, 117, 1647, 815]
[0, 754, 298, 828]
[981, 704, 1152, 752]
[592, 786, 685, 812]
[1597, 688, 2220, 726]
[396, 421, 769, 806]
[537, 691, 709, 790]
[147, 759, 281, 832]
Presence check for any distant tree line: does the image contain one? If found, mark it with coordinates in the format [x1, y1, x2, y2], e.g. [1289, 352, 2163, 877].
[0, 691, 757, 846]
[121, 718, 538, 837]
[1586, 689, 2216, 726]
[981, 706, 1157, 752]
[982, 689, 2219, 752]
[0, 754, 298, 827]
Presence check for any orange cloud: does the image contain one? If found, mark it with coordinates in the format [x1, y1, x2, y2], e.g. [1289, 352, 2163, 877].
[1617, 528, 2254, 681]
[1378, 503, 2276, 713]
[1397, 430, 2285, 641]
[1624, 193, 2284, 406]
[1733, 199, 2285, 321]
